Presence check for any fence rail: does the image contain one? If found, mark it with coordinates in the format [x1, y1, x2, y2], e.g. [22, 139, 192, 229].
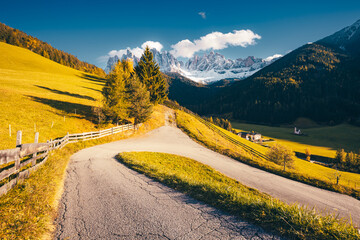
[0, 123, 135, 196]
[190, 114, 270, 161]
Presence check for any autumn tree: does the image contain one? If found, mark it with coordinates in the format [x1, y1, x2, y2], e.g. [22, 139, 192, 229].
[126, 75, 153, 125]
[135, 46, 168, 104]
[102, 59, 153, 125]
[335, 149, 346, 165]
[305, 148, 311, 161]
[102, 60, 132, 123]
[267, 144, 294, 171]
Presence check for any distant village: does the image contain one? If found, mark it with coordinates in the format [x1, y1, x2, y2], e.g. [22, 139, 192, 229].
[237, 127, 303, 143]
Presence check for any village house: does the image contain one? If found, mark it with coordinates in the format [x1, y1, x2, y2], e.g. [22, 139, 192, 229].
[238, 131, 262, 142]
[294, 127, 301, 135]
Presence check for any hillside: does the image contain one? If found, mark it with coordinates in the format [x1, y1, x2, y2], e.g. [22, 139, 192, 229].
[170, 19, 360, 125]
[0, 22, 105, 76]
[167, 72, 234, 109]
[0, 42, 104, 149]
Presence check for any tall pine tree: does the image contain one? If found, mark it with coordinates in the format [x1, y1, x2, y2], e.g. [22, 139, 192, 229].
[135, 46, 168, 104]
[102, 60, 132, 123]
[126, 75, 153, 125]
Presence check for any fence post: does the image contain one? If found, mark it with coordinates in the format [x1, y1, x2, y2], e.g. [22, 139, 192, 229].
[112, 127, 114, 135]
[32, 132, 39, 166]
[14, 131, 21, 171]
[16, 130, 22, 147]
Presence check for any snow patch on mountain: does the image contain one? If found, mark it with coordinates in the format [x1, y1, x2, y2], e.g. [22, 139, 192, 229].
[105, 49, 281, 83]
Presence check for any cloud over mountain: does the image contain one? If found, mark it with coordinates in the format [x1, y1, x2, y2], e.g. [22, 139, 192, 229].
[170, 30, 261, 58]
[264, 54, 283, 62]
[102, 41, 163, 61]
[141, 41, 163, 52]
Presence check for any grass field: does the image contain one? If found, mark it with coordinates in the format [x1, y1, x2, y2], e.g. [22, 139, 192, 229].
[176, 110, 360, 199]
[0, 42, 106, 149]
[117, 152, 360, 240]
[0, 41, 169, 239]
[0, 104, 166, 240]
[231, 122, 360, 158]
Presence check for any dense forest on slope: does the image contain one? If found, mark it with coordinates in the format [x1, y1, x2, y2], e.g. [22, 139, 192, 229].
[169, 21, 360, 125]
[0, 22, 105, 77]
[207, 43, 360, 124]
[167, 72, 233, 112]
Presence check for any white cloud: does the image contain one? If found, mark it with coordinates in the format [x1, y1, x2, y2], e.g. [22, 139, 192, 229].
[170, 30, 261, 58]
[141, 41, 163, 52]
[102, 41, 163, 61]
[264, 54, 283, 62]
[198, 12, 206, 19]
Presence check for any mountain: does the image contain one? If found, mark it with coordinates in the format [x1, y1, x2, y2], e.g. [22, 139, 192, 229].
[170, 19, 360, 125]
[105, 49, 280, 83]
[318, 19, 360, 55]
[0, 22, 105, 77]
[167, 72, 232, 109]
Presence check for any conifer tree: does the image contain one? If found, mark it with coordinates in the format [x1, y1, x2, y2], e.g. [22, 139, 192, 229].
[102, 60, 132, 123]
[126, 75, 153, 125]
[135, 46, 168, 104]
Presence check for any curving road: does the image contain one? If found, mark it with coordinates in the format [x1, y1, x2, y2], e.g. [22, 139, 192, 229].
[55, 119, 360, 239]
[54, 126, 281, 239]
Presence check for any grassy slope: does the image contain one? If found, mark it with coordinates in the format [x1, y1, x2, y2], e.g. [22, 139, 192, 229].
[118, 152, 360, 240]
[0, 42, 104, 149]
[0, 104, 166, 239]
[0, 41, 168, 238]
[231, 121, 360, 158]
[176, 110, 360, 198]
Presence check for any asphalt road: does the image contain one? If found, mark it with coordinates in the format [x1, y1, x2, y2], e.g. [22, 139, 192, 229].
[54, 133, 280, 239]
[55, 120, 360, 239]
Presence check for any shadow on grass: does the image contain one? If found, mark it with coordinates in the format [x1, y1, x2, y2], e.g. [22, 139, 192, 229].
[82, 86, 102, 93]
[77, 73, 106, 86]
[35, 85, 96, 101]
[27, 96, 97, 124]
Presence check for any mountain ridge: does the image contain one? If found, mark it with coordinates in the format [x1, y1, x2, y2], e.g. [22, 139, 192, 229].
[105, 48, 281, 83]
[168, 19, 360, 125]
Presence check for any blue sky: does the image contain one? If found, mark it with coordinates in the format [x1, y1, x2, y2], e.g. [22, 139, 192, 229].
[1, 0, 360, 68]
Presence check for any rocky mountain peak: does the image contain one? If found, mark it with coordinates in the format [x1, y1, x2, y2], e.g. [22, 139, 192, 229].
[105, 49, 281, 83]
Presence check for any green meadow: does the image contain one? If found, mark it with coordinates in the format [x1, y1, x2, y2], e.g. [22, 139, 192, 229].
[231, 121, 360, 158]
[176, 110, 360, 198]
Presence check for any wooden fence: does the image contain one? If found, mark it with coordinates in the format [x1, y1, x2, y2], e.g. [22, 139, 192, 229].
[0, 124, 135, 196]
[189, 113, 270, 161]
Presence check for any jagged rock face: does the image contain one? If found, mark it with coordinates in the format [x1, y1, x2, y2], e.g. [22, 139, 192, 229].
[152, 50, 183, 72]
[105, 48, 281, 83]
[105, 55, 119, 73]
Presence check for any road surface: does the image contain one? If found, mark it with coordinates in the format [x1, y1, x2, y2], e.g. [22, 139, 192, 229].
[55, 118, 360, 239]
[54, 133, 280, 239]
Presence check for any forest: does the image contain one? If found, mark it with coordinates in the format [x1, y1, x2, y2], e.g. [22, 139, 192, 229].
[169, 43, 360, 125]
[0, 22, 105, 77]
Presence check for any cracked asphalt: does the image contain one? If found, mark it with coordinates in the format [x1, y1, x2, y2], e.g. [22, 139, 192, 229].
[55, 112, 360, 239]
[55, 146, 280, 239]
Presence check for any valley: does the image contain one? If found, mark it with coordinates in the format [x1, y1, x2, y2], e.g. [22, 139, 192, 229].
[0, 6, 360, 240]
[231, 121, 360, 158]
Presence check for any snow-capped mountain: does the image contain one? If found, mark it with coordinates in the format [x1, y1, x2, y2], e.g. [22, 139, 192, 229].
[105, 49, 281, 83]
[104, 49, 140, 73]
